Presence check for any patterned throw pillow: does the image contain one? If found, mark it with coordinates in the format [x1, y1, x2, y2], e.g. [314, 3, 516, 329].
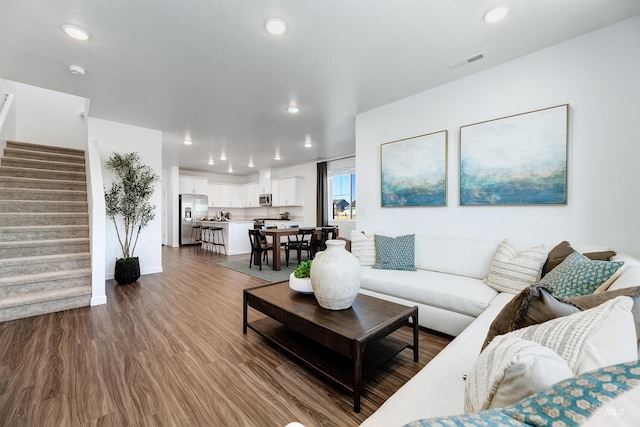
[350, 230, 375, 266]
[372, 234, 417, 271]
[484, 240, 547, 294]
[540, 251, 624, 298]
[405, 360, 640, 427]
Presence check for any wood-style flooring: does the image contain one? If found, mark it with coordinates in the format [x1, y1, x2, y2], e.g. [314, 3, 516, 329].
[0, 247, 452, 426]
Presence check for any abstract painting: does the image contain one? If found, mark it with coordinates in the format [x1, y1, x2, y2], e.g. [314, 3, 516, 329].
[460, 104, 568, 205]
[381, 130, 447, 207]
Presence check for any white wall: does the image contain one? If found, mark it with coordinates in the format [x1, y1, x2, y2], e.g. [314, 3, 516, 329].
[14, 82, 88, 149]
[356, 16, 640, 256]
[89, 118, 163, 278]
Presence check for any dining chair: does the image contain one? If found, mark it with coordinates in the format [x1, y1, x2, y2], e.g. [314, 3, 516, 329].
[248, 229, 273, 271]
[311, 225, 338, 258]
[286, 227, 314, 266]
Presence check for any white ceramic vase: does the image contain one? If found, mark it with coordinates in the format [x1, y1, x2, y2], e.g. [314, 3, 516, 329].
[310, 239, 362, 310]
[289, 273, 313, 294]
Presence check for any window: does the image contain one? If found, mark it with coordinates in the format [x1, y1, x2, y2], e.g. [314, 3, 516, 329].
[331, 172, 356, 220]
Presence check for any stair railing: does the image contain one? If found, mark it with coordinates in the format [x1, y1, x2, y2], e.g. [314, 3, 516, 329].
[0, 92, 15, 144]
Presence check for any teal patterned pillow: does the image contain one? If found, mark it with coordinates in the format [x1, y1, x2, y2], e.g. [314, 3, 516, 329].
[539, 251, 624, 298]
[372, 234, 417, 271]
[404, 360, 640, 427]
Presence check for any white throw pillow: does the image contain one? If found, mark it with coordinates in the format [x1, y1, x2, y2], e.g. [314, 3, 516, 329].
[484, 239, 546, 294]
[464, 336, 573, 412]
[350, 230, 375, 266]
[506, 296, 637, 374]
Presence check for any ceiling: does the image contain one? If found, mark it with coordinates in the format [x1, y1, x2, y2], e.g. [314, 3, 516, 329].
[1, 1, 639, 176]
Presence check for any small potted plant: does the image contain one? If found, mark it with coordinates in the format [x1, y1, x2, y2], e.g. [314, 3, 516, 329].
[289, 260, 313, 293]
[104, 152, 159, 284]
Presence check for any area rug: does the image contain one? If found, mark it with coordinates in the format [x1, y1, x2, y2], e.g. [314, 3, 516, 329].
[218, 258, 298, 283]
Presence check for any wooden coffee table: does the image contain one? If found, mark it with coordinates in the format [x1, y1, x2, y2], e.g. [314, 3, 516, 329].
[243, 281, 419, 412]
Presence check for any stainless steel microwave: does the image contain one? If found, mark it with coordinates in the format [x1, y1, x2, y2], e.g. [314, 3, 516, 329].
[259, 193, 272, 206]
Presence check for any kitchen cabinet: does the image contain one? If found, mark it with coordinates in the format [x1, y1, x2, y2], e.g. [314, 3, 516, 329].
[241, 183, 259, 207]
[180, 176, 208, 195]
[208, 184, 243, 207]
[207, 184, 222, 207]
[272, 177, 304, 206]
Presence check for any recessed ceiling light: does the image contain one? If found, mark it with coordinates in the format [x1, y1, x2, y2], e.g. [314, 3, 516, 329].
[183, 139, 192, 145]
[484, 6, 509, 23]
[287, 105, 300, 114]
[304, 136, 312, 148]
[265, 18, 286, 35]
[208, 159, 214, 165]
[228, 165, 233, 173]
[69, 65, 86, 75]
[274, 153, 281, 160]
[248, 160, 254, 168]
[220, 152, 226, 160]
[63, 24, 90, 41]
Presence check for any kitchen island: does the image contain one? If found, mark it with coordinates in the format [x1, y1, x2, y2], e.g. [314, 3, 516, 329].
[197, 220, 253, 255]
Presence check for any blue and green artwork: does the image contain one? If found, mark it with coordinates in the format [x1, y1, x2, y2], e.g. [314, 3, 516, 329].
[381, 131, 447, 207]
[460, 105, 568, 205]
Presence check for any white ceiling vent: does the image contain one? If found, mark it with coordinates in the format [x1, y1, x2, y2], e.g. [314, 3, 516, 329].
[448, 52, 486, 71]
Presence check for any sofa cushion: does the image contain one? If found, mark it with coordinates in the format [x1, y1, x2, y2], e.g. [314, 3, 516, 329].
[482, 285, 579, 350]
[404, 360, 640, 427]
[372, 234, 417, 271]
[360, 266, 498, 317]
[484, 239, 547, 294]
[539, 251, 625, 298]
[350, 230, 375, 266]
[465, 335, 573, 412]
[505, 296, 637, 374]
[542, 240, 616, 277]
[413, 235, 501, 279]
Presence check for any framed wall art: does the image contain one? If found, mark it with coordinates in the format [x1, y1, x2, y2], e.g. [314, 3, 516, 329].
[381, 130, 448, 207]
[459, 104, 569, 206]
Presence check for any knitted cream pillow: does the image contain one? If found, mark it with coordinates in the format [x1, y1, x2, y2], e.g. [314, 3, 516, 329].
[484, 239, 546, 294]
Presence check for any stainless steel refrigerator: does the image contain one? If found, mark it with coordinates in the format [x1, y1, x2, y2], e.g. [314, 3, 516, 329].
[179, 194, 209, 246]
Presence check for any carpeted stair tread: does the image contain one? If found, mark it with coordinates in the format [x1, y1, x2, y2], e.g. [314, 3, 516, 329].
[0, 176, 87, 191]
[3, 147, 85, 164]
[0, 237, 89, 249]
[0, 188, 87, 201]
[0, 199, 88, 213]
[0, 268, 92, 287]
[0, 224, 90, 233]
[0, 166, 86, 181]
[0, 286, 92, 310]
[0, 252, 91, 267]
[6, 140, 85, 157]
[1, 156, 86, 172]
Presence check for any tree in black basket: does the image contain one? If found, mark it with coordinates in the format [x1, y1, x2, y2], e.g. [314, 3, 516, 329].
[104, 152, 159, 284]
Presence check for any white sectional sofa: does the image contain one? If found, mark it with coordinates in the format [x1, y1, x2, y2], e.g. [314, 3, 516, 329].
[354, 234, 640, 426]
[358, 235, 522, 336]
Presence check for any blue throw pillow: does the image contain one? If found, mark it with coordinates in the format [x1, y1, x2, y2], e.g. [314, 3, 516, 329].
[539, 251, 624, 298]
[404, 359, 640, 427]
[372, 234, 417, 271]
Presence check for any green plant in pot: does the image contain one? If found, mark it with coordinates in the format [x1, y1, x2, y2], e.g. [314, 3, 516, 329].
[289, 260, 313, 294]
[104, 152, 159, 285]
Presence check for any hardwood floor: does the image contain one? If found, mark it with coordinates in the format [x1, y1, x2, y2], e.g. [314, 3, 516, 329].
[0, 247, 452, 426]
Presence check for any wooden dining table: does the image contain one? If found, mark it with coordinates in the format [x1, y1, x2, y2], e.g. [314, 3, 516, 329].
[259, 227, 338, 271]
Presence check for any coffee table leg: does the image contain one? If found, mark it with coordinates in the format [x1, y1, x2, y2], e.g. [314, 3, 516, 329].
[353, 342, 363, 413]
[242, 290, 248, 334]
[412, 310, 419, 362]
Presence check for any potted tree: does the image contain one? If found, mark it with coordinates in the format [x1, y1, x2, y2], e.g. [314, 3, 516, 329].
[289, 260, 313, 293]
[104, 152, 159, 284]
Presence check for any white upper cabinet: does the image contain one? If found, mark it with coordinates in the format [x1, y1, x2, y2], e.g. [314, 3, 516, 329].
[272, 177, 304, 206]
[180, 176, 209, 195]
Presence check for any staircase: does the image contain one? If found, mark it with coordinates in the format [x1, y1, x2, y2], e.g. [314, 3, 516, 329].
[0, 141, 92, 322]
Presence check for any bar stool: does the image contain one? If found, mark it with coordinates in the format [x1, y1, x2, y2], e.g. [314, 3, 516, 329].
[209, 227, 226, 254]
[189, 225, 202, 252]
[199, 226, 210, 252]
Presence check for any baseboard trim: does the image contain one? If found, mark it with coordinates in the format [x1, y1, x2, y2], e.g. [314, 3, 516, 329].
[91, 295, 107, 306]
